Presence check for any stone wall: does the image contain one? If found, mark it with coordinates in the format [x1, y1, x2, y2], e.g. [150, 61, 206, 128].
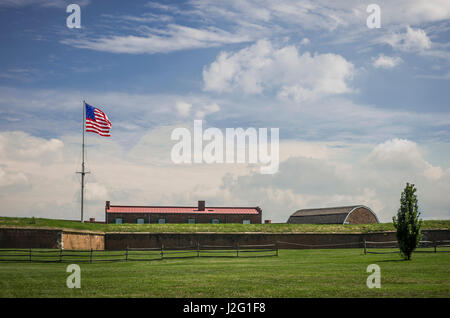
[62, 230, 105, 250]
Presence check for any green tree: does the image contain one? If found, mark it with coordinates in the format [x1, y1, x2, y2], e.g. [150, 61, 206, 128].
[393, 183, 423, 260]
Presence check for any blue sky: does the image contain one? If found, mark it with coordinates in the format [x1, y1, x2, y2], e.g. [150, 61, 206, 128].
[0, 0, 449, 222]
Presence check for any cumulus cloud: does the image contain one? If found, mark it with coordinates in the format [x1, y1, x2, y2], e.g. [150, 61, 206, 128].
[382, 26, 432, 52]
[365, 138, 445, 182]
[372, 54, 403, 69]
[175, 101, 192, 117]
[195, 102, 220, 119]
[175, 101, 220, 119]
[217, 138, 450, 222]
[0, 129, 449, 223]
[203, 39, 355, 102]
[0, 166, 29, 188]
[85, 182, 109, 201]
[0, 131, 64, 163]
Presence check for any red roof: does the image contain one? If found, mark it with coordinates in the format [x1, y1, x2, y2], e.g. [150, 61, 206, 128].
[107, 206, 260, 215]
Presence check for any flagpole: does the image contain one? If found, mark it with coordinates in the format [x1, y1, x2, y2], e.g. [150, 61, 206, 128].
[80, 100, 86, 223]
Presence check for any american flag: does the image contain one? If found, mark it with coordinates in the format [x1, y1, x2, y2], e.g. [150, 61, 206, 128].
[85, 103, 112, 137]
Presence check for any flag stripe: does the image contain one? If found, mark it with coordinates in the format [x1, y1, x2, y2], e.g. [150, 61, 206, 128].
[86, 126, 110, 133]
[86, 119, 111, 129]
[86, 119, 110, 129]
[86, 130, 110, 137]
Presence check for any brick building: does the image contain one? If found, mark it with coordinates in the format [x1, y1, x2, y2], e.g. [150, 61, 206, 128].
[105, 200, 262, 224]
[287, 205, 379, 224]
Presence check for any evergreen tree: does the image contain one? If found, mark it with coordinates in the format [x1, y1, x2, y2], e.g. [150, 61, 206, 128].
[393, 183, 423, 260]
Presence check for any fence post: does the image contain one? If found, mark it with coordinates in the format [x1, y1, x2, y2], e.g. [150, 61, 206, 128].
[236, 243, 239, 258]
[125, 247, 128, 261]
[59, 248, 63, 262]
[29, 248, 32, 262]
[363, 239, 367, 255]
[275, 242, 278, 257]
[161, 243, 164, 260]
[197, 242, 200, 258]
[90, 248, 93, 264]
[434, 241, 437, 253]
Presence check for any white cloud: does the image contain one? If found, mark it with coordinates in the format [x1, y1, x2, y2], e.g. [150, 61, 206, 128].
[0, 166, 29, 188]
[382, 26, 432, 52]
[175, 101, 192, 117]
[0, 131, 64, 163]
[191, 0, 450, 32]
[0, 129, 449, 223]
[300, 38, 310, 45]
[217, 138, 450, 222]
[203, 39, 355, 102]
[367, 138, 422, 163]
[85, 182, 109, 201]
[372, 54, 403, 69]
[195, 102, 220, 119]
[175, 101, 221, 119]
[0, 0, 90, 8]
[365, 138, 445, 181]
[374, 0, 450, 26]
[62, 24, 250, 54]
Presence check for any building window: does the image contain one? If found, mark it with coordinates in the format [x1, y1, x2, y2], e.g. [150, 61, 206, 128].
[211, 219, 220, 224]
[243, 220, 251, 224]
[158, 218, 167, 224]
[136, 218, 145, 224]
[187, 218, 196, 224]
[115, 218, 123, 224]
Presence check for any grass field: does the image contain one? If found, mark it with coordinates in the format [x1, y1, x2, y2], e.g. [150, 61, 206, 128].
[1, 216, 449, 233]
[1, 248, 449, 298]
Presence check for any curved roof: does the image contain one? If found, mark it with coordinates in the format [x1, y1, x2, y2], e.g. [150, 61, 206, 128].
[288, 205, 379, 224]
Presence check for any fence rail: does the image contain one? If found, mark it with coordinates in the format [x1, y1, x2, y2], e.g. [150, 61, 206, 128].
[276, 240, 362, 248]
[0, 243, 278, 263]
[274, 239, 450, 254]
[364, 239, 450, 255]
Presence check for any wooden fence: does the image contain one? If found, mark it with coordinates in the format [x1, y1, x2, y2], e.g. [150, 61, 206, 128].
[0, 243, 278, 263]
[364, 240, 450, 254]
[274, 239, 450, 254]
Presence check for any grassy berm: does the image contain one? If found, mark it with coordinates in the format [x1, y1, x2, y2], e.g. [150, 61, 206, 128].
[0, 216, 449, 233]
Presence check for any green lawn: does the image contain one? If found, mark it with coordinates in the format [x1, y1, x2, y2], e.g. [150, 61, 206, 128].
[1, 216, 449, 233]
[1, 248, 449, 297]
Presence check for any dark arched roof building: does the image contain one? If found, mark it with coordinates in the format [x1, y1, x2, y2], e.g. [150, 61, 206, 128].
[287, 205, 379, 224]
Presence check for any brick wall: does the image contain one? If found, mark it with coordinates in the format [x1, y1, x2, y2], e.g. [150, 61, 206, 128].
[106, 212, 262, 224]
[105, 230, 450, 250]
[346, 207, 378, 224]
[0, 228, 62, 248]
[62, 231, 105, 250]
[0, 228, 104, 250]
[2, 227, 448, 251]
